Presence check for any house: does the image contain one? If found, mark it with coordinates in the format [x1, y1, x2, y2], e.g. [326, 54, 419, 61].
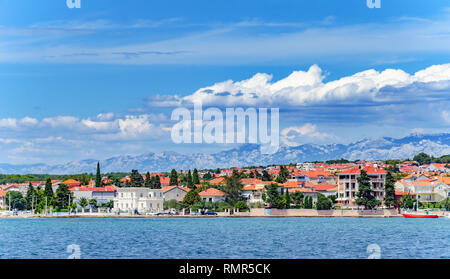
[114, 187, 163, 214]
[199, 188, 226, 203]
[0, 190, 6, 209]
[162, 185, 191, 201]
[336, 165, 386, 207]
[422, 163, 449, 173]
[62, 179, 81, 187]
[240, 179, 271, 204]
[288, 170, 335, 185]
[395, 179, 448, 203]
[160, 176, 171, 187]
[70, 186, 117, 204]
[209, 177, 227, 185]
[309, 183, 338, 197]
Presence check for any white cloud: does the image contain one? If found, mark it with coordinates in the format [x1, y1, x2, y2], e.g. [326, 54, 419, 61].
[97, 112, 115, 121]
[118, 115, 154, 137]
[442, 110, 450, 123]
[152, 63, 450, 108]
[41, 116, 80, 128]
[281, 124, 336, 147]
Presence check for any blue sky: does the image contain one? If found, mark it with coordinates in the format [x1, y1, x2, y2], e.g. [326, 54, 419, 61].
[1, 0, 450, 164]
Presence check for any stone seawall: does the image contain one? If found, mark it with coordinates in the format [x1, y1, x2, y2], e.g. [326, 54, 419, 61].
[249, 208, 402, 217]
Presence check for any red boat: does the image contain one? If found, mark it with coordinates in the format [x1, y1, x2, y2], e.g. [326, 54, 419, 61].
[402, 212, 439, 218]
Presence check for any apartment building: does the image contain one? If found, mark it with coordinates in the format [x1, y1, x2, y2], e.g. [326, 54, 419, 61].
[336, 166, 386, 207]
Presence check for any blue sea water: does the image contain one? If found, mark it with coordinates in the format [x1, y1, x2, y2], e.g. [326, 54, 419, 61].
[0, 217, 448, 259]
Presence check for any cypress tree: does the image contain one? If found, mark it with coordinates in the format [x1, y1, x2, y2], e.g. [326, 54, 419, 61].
[186, 170, 194, 189]
[25, 182, 35, 210]
[284, 188, 291, 209]
[384, 172, 396, 208]
[144, 172, 152, 188]
[169, 169, 178, 186]
[44, 178, 54, 203]
[154, 175, 162, 189]
[129, 169, 144, 187]
[356, 170, 381, 209]
[95, 162, 102, 187]
[192, 169, 200, 185]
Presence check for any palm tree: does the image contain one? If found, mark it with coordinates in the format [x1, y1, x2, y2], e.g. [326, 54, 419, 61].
[78, 197, 88, 213]
[89, 199, 97, 211]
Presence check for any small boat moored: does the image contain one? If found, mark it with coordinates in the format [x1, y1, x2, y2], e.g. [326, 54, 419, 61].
[402, 212, 439, 218]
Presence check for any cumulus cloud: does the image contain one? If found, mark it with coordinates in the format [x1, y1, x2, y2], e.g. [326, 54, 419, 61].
[147, 63, 450, 108]
[281, 124, 337, 147]
[442, 110, 450, 123]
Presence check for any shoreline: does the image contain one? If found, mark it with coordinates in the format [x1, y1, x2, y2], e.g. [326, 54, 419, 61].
[0, 214, 406, 219]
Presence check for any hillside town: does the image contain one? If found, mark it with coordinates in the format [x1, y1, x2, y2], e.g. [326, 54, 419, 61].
[0, 153, 449, 217]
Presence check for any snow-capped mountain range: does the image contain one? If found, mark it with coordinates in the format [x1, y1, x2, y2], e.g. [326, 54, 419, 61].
[1, 133, 449, 174]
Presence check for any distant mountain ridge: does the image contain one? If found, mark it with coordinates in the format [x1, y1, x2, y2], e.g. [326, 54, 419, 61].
[1, 133, 449, 174]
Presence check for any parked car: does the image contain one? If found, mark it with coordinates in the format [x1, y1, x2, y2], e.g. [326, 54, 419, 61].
[204, 211, 218, 216]
[156, 212, 170, 216]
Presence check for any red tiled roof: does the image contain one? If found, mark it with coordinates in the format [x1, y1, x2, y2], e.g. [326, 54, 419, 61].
[287, 188, 316, 193]
[312, 184, 337, 191]
[340, 166, 386, 174]
[199, 188, 226, 197]
[209, 177, 226, 185]
[70, 186, 117, 192]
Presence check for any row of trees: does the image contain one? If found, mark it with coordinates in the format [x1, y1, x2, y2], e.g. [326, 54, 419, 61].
[5, 179, 73, 212]
[168, 169, 200, 188]
[262, 183, 335, 209]
[126, 170, 162, 189]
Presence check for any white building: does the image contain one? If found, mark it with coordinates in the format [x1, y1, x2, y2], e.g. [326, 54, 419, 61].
[336, 166, 386, 207]
[114, 187, 163, 214]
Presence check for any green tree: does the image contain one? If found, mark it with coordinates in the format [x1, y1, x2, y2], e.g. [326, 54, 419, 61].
[234, 200, 249, 211]
[55, 184, 73, 209]
[25, 182, 35, 210]
[95, 162, 102, 187]
[316, 193, 332, 210]
[276, 166, 290, 183]
[5, 191, 26, 211]
[263, 183, 284, 208]
[44, 178, 54, 203]
[153, 175, 162, 189]
[144, 172, 153, 188]
[203, 172, 213, 180]
[89, 199, 97, 209]
[355, 170, 381, 209]
[413, 152, 432, 165]
[261, 170, 272, 181]
[224, 170, 243, 203]
[182, 190, 201, 209]
[169, 169, 178, 186]
[292, 191, 304, 207]
[129, 170, 144, 187]
[192, 169, 200, 185]
[384, 172, 396, 208]
[186, 170, 194, 189]
[303, 196, 313, 209]
[284, 189, 291, 209]
[78, 197, 88, 213]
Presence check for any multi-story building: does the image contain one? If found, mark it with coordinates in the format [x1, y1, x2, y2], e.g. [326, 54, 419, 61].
[395, 179, 448, 203]
[113, 187, 163, 214]
[336, 166, 386, 207]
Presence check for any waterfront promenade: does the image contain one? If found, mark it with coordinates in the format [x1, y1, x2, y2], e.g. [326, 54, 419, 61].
[2, 208, 447, 218]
